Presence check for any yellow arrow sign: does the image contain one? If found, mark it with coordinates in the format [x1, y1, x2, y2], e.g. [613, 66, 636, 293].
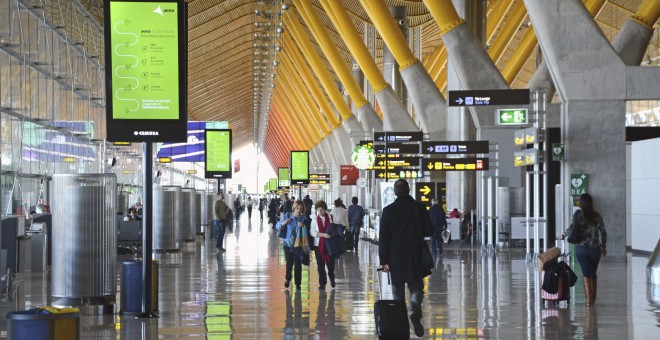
[421, 197, 429, 202]
[427, 162, 434, 170]
[378, 173, 384, 178]
[420, 185, 431, 195]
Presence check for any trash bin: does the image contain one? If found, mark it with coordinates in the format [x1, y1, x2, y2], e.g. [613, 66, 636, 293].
[121, 260, 159, 315]
[6, 308, 80, 339]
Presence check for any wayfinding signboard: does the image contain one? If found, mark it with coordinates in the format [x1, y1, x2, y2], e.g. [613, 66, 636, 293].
[278, 168, 290, 188]
[448, 89, 530, 107]
[290, 151, 309, 185]
[374, 143, 420, 155]
[421, 141, 489, 154]
[204, 129, 232, 179]
[415, 182, 446, 210]
[374, 157, 421, 168]
[422, 158, 489, 171]
[514, 149, 538, 167]
[310, 174, 330, 185]
[375, 170, 422, 180]
[374, 131, 423, 143]
[104, 0, 187, 142]
[496, 109, 528, 125]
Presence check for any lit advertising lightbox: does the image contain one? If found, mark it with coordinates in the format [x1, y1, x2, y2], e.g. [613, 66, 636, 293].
[268, 178, 278, 192]
[278, 168, 290, 188]
[204, 129, 232, 179]
[104, 0, 187, 142]
[290, 151, 309, 185]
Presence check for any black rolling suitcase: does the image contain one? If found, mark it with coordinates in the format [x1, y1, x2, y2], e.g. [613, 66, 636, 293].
[374, 268, 410, 339]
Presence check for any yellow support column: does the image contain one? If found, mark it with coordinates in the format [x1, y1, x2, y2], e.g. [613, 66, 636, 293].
[293, 0, 369, 110]
[420, 0, 464, 35]
[357, 0, 417, 70]
[281, 35, 341, 128]
[318, 0, 389, 94]
[283, 11, 353, 121]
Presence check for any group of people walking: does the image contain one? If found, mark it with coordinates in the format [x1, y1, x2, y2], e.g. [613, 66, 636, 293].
[213, 181, 607, 338]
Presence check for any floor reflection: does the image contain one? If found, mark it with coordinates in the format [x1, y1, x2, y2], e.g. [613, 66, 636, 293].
[0, 213, 658, 339]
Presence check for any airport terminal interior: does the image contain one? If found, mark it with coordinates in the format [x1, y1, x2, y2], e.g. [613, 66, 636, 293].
[1, 0, 659, 339]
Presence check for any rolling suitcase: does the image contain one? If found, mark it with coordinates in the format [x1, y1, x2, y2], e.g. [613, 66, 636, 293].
[541, 261, 576, 304]
[374, 268, 410, 339]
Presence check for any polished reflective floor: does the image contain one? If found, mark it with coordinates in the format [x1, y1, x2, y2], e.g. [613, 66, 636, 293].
[1, 213, 659, 339]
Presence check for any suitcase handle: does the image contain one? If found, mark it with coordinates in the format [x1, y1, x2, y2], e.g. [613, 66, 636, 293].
[376, 268, 391, 300]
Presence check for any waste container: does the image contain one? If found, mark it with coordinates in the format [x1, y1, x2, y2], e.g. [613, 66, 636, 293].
[6, 308, 80, 339]
[120, 260, 159, 315]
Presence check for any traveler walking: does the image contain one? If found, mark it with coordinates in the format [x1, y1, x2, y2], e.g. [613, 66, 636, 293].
[276, 200, 308, 290]
[246, 196, 254, 219]
[428, 198, 447, 255]
[310, 200, 337, 290]
[213, 193, 229, 253]
[347, 197, 365, 252]
[558, 193, 607, 306]
[379, 179, 434, 337]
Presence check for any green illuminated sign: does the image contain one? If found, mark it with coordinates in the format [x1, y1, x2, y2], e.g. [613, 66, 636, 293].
[290, 151, 309, 184]
[278, 168, 290, 187]
[268, 178, 278, 191]
[109, 2, 180, 120]
[204, 130, 232, 178]
[496, 109, 528, 125]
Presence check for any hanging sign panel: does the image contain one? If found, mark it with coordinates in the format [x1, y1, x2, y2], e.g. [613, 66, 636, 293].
[421, 141, 489, 154]
[104, 0, 188, 142]
[290, 151, 309, 185]
[448, 89, 530, 107]
[278, 168, 290, 188]
[374, 131, 424, 143]
[310, 174, 330, 185]
[204, 129, 232, 178]
[422, 158, 489, 171]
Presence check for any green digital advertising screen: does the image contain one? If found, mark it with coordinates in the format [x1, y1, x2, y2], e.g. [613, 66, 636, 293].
[204, 129, 232, 179]
[104, 0, 187, 142]
[268, 178, 277, 192]
[278, 168, 290, 188]
[290, 151, 309, 185]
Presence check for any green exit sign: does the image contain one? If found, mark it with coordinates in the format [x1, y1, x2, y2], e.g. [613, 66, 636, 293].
[496, 109, 528, 125]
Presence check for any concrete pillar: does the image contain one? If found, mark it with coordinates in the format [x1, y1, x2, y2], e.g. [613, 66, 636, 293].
[353, 63, 383, 133]
[382, 6, 408, 109]
[524, 0, 629, 259]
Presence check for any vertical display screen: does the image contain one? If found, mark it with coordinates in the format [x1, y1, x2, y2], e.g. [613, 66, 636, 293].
[278, 168, 290, 188]
[104, 0, 187, 142]
[269, 178, 278, 192]
[204, 129, 232, 178]
[290, 151, 309, 185]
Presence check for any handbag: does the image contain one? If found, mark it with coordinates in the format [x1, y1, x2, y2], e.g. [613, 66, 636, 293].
[566, 224, 583, 244]
[277, 213, 290, 239]
[421, 240, 434, 270]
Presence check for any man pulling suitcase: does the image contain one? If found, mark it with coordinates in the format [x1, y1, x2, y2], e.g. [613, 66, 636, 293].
[378, 179, 435, 338]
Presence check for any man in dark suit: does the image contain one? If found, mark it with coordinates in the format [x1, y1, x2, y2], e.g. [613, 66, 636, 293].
[379, 179, 434, 338]
[428, 198, 447, 255]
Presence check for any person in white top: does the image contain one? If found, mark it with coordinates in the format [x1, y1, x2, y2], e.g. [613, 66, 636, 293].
[246, 196, 254, 219]
[310, 200, 336, 289]
[330, 198, 349, 228]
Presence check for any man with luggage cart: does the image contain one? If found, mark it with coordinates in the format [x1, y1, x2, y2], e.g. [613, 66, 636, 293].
[379, 179, 434, 338]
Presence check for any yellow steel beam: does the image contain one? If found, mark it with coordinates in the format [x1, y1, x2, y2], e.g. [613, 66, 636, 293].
[284, 11, 353, 121]
[358, 0, 417, 70]
[420, 0, 465, 35]
[318, 0, 389, 93]
[271, 98, 310, 149]
[279, 55, 333, 135]
[487, 0, 515, 42]
[293, 0, 370, 110]
[422, 45, 442, 71]
[274, 85, 324, 143]
[272, 96, 319, 146]
[631, 0, 660, 28]
[487, 1, 528, 62]
[281, 34, 341, 128]
[270, 108, 303, 150]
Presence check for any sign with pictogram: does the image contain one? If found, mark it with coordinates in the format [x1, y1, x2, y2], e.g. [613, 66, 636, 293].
[514, 149, 537, 167]
[374, 131, 424, 143]
[448, 89, 530, 107]
[570, 173, 587, 196]
[310, 173, 330, 185]
[552, 143, 565, 161]
[340, 165, 359, 185]
[374, 143, 420, 155]
[496, 108, 528, 125]
[421, 141, 489, 154]
[422, 158, 489, 171]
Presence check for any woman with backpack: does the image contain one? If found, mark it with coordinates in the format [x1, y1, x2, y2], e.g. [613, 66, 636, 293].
[558, 193, 607, 306]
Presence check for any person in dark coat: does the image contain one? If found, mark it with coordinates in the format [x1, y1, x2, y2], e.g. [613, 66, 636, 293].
[428, 198, 447, 255]
[379, 179, 434, 338]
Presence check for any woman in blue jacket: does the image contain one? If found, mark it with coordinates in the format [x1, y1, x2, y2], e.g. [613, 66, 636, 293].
[276, 200, 307, 290]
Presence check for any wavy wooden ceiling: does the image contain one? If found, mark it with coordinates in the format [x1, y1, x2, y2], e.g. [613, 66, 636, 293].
[86, 0, 657, 170]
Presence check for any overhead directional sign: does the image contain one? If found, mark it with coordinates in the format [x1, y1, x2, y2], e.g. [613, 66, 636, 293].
[309, 173, 330, 185]
[375, 157, 420, 168]
[421, 141, 489, 154]
[375, 169, 422, 180]
[374, 131, 423, 143]
[448, 89, 530, 107]
[514, 149, 537, 167]
[496, 108, 528, 125]
[374, 143, 420, 155]
[359, 140, 373, 147]
[422, 158, 489, 171]
[415, 182, 435, 204]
